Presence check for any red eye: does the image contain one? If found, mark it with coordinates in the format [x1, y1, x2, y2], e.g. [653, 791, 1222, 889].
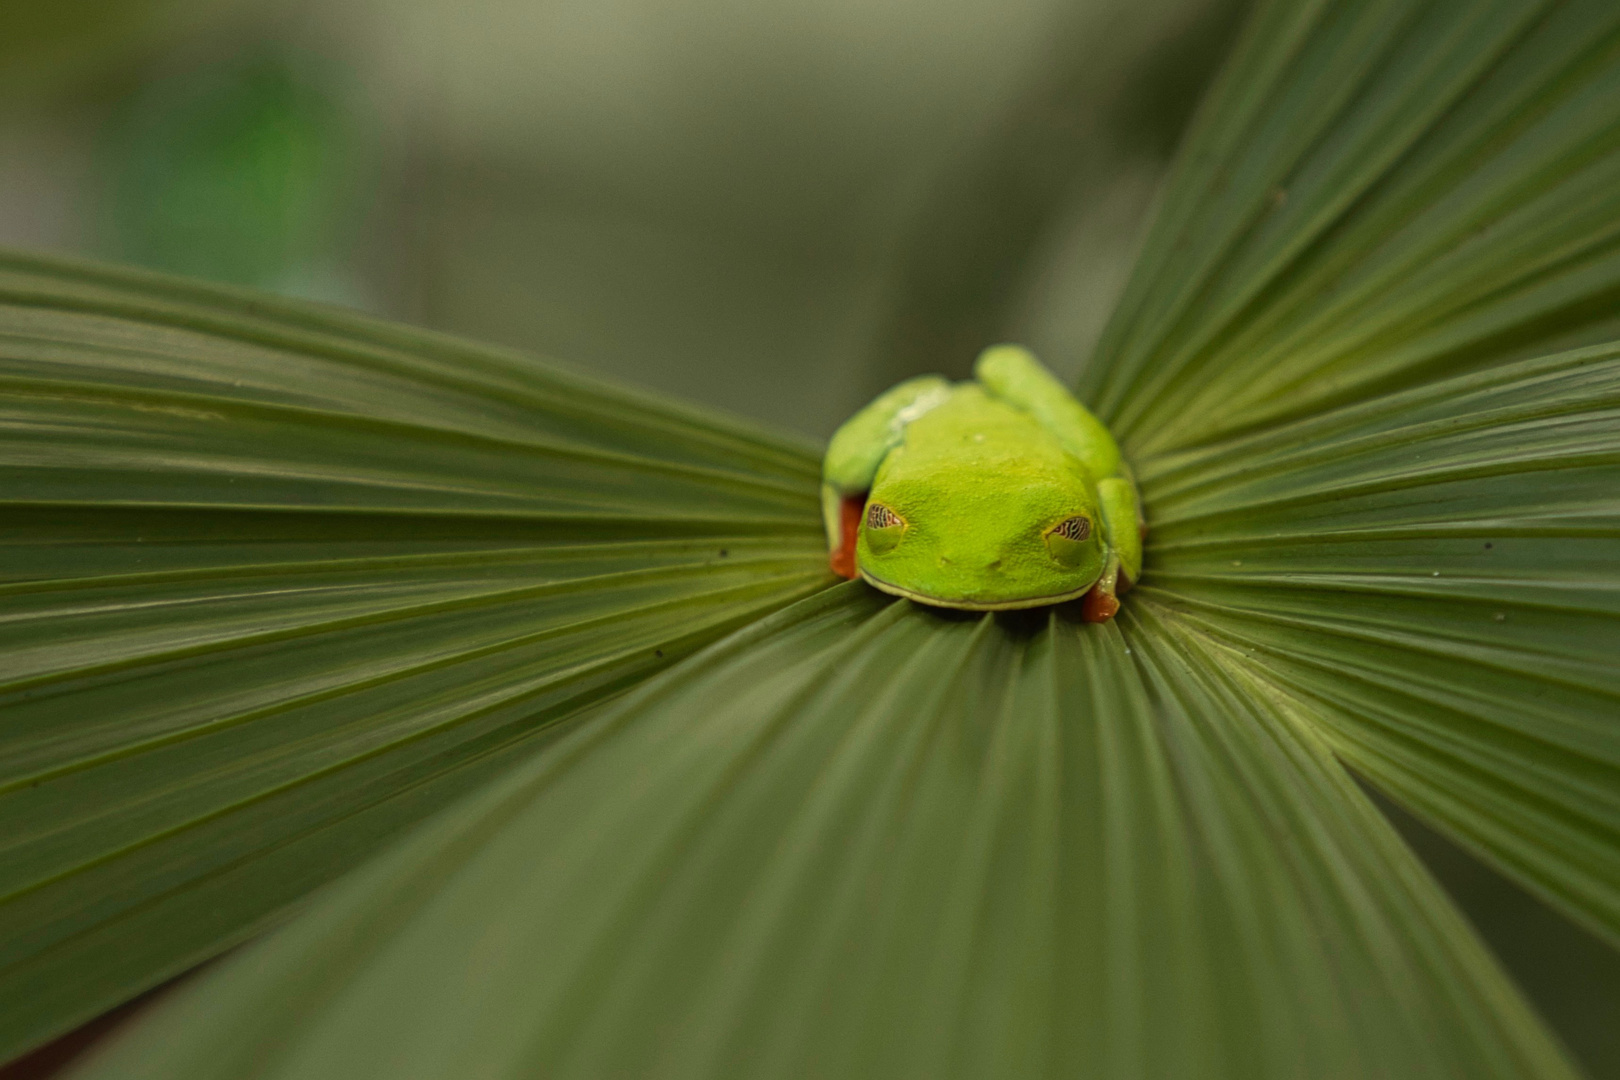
[866, 503, 903, 529]
[1050, 516, 1091, 542]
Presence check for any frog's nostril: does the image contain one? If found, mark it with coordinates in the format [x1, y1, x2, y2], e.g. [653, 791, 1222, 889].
[987, 559, 1002, 570]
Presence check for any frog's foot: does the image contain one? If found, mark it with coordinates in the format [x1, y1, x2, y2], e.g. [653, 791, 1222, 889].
[1081, 561, 1123, 623]
[1081, 584, 1119, 623]
[828, 493, 866, 580]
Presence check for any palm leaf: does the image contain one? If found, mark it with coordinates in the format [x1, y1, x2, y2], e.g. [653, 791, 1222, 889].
[60, 590, 1574, 1079]
[7, 0, 1620, 1074]
[1090, 0, 1620, 447]
[1083, 0, 1620, 951]
[0, 252, 828, 1057]
[1143, 345, 1620, 943]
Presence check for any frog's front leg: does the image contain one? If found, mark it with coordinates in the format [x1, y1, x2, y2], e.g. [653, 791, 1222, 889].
[822, 375, 952, 579]
[1081, 477, 1143, 622]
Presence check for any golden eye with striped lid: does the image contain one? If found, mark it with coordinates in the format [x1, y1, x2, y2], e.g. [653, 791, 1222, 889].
[1043, 515, 1092, 566]
[863, 501, 905, 553]
[866, 502, 904, 530]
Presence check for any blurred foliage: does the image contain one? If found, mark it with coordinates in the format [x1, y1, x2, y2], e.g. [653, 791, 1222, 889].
[0, 1, 183, 94]
[97, 50, 359, 295]
[0, 0, 1234, 438]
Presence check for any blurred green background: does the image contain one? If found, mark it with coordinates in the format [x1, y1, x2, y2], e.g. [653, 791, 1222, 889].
[0, 0, 1616, 1076]
[0, 0, 1239, 437]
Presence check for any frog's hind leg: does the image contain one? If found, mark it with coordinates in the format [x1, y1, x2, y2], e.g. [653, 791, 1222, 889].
[1097, 477, 1143, 585]
[976, 344, 1142, 622]
[974, 344, 1122, 482]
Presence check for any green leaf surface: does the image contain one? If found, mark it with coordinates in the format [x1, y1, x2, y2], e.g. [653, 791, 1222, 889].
[0, 251, 829, 1058]
[64, 588, 1576, 1080]
[1089, 0, 1620, 451]
[1142, 343, 1620, 945]
[1071, 0, 1620, 955]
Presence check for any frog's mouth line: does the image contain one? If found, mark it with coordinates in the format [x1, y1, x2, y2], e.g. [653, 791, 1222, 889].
[857, 569, 1092, 612]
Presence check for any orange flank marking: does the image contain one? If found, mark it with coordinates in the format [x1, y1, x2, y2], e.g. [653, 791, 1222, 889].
[829, 494, 865, 579]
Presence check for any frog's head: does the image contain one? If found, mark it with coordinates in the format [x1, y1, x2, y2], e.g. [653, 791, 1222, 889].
[855, 456, 1103, 610]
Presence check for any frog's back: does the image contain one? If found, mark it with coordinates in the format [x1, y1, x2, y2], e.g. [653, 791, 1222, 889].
[878, 384, 1090, 486]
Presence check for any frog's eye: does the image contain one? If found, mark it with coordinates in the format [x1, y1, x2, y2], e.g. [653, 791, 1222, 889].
[1049, 516, 1091, 542]
[1044, 515, 1094, 567]
[866, 502, 904, 530]
[863, 501, 905, 554]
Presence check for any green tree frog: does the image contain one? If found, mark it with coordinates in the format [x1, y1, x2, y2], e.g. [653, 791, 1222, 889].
[823, 345, 1143, 621]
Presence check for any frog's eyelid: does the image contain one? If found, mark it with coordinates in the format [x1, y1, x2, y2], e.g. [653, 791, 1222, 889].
[1046, 516, 1091, 542]
[866, 503, 905, 530]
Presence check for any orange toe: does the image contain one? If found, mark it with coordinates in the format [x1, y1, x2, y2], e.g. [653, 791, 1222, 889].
[829, 494, 865, 580]
[1081, 585, 1120, 623]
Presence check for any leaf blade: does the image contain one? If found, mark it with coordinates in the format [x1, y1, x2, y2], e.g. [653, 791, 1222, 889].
[62, 588, 1577, 1079]
[1143, 344, 1620, 945]
[1091, 0, 1620, 453]
[0, 251, 831, 1059]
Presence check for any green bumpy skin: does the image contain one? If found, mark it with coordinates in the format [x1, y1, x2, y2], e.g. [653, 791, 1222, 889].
[822, 345, 1142, 616]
